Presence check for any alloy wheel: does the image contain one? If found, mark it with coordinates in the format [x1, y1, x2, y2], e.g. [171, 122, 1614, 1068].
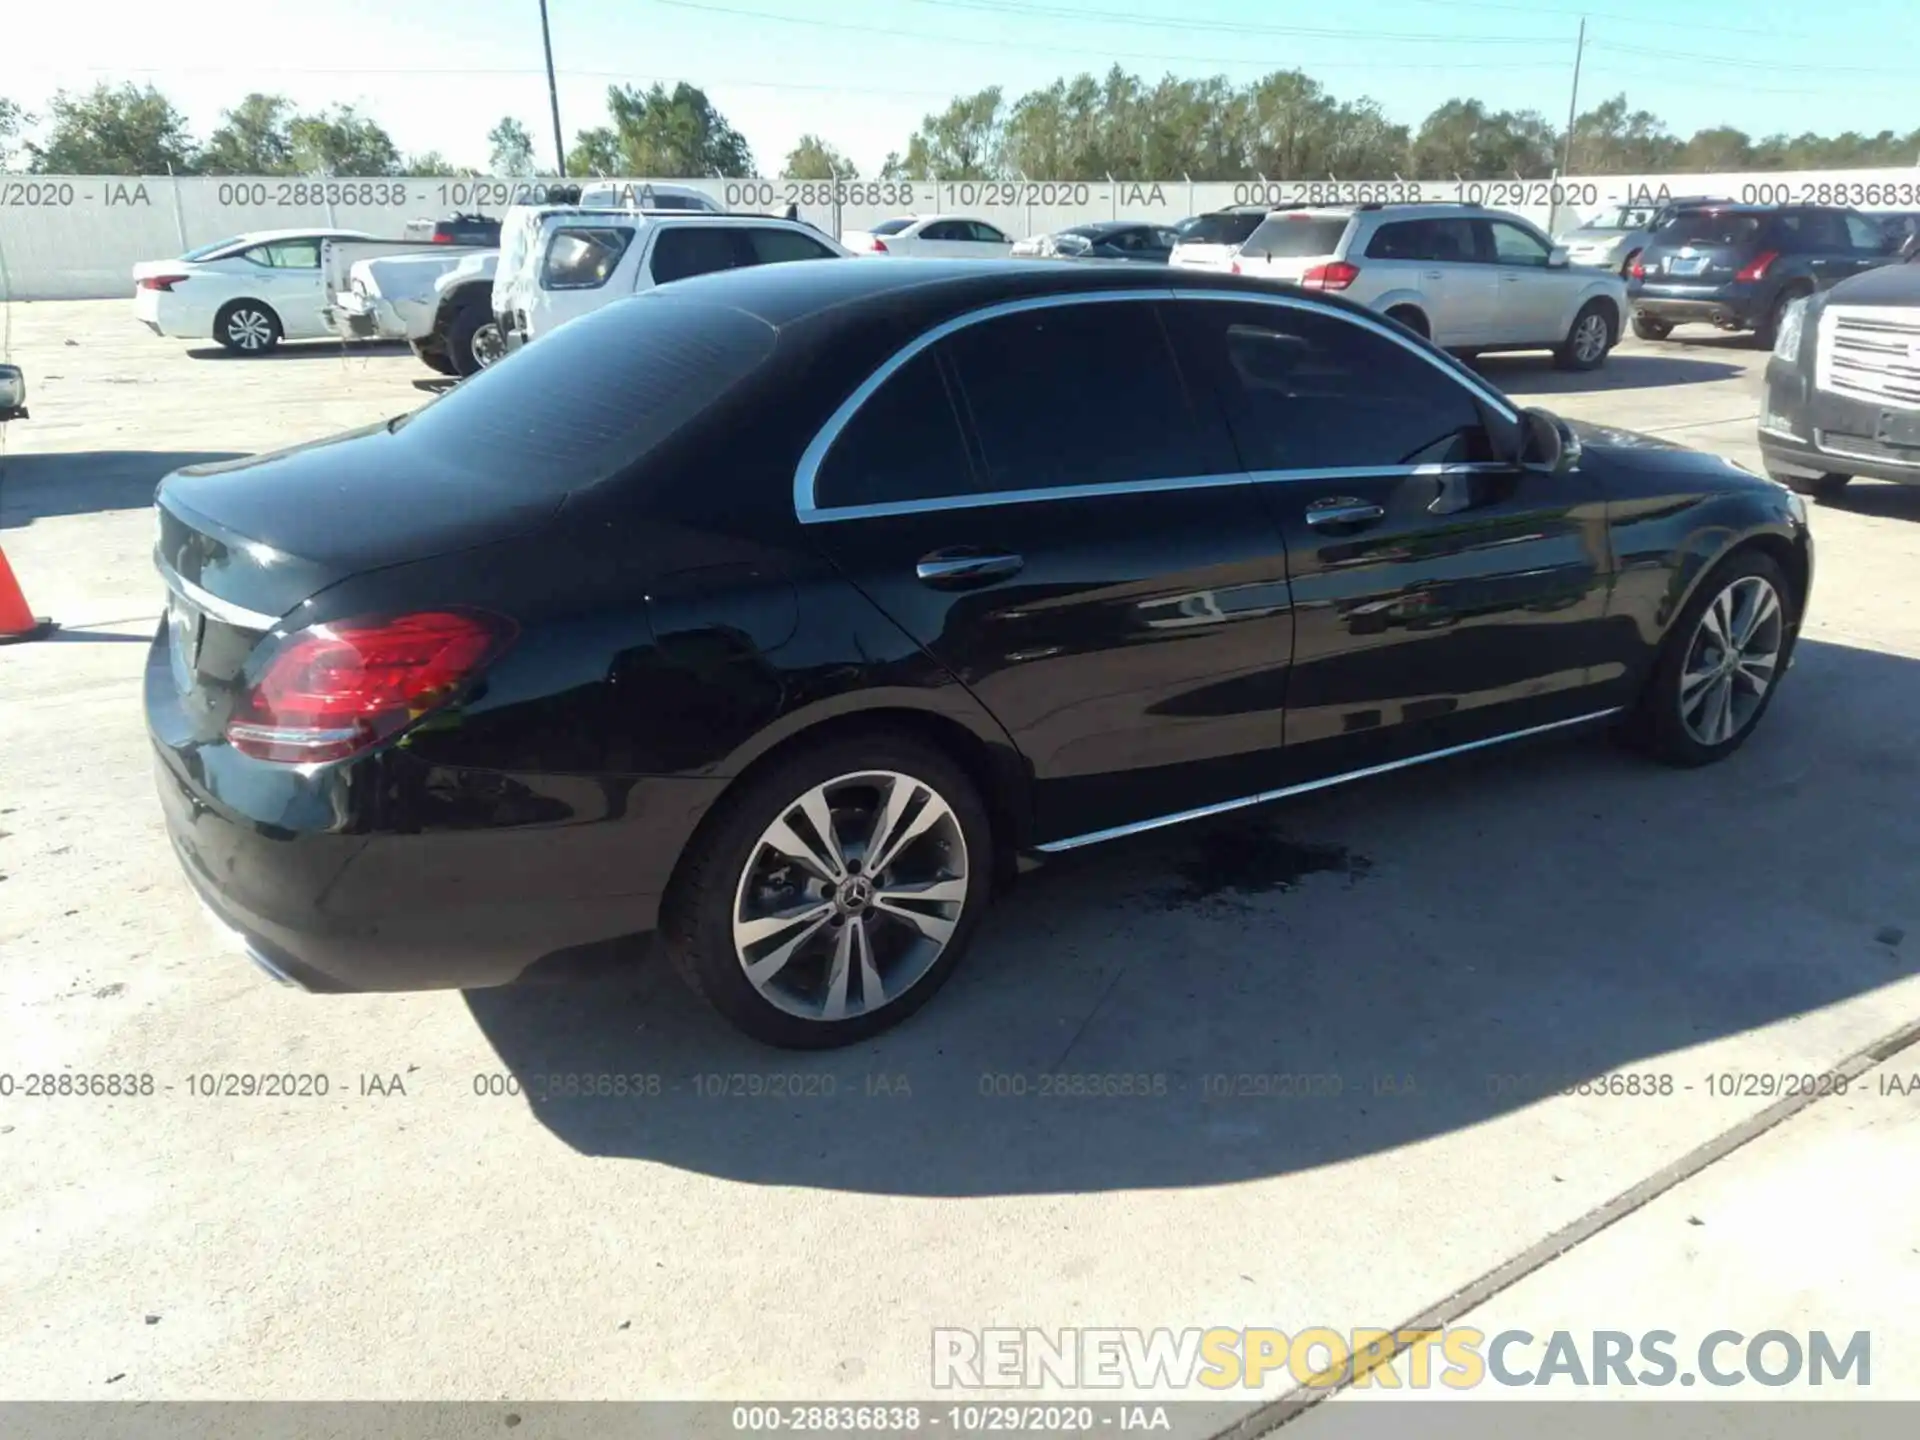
[730, 770, 969, 1023]
[1572, 312, 1609, 364]
[227, 308, 273, 350]
[472, 322, 505, 369]
[1678, 575, 1783, 747]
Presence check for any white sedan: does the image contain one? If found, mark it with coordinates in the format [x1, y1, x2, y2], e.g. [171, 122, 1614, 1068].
[839, 215, 1014, 258]
[133, 229, 373, 353]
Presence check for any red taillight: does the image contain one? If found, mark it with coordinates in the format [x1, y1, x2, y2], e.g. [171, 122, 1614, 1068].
[140, 274, 189, 291]
[1301, 260, 1359, 291]
[431, 232, 453, 244]
[1629, 259, 1646, 280]
[226, 610, 516, 764]
[1230, 259, 1242, 275]
[1736, 251, 1779, 282]
[870, 237, 889, 253]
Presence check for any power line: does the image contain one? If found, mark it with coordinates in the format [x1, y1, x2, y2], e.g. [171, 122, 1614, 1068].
[1590, 39, 1919, 76]
[651, 0, 1569, 50]
[890, 0, 1569, 44]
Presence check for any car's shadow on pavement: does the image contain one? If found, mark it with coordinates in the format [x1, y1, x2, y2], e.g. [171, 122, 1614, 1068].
[0, 450, 246, 526]
[1813, 482, 1920, 523]
[183, 340, 410, 361]
[465, 636, 1919, 1194]
[1479, 350, 1748, 394]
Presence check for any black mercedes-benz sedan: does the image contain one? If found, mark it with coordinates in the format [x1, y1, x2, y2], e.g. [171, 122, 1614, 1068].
[149, 259, 1813, 1047]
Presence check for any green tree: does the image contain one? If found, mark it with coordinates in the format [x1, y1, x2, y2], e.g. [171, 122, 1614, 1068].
[287, 105, 400, 176]
[1410, 99, 1557, 179]
[1566, 94, 1682, 174]
[598, 82, 753, 176]
[898, 87, 1006, 178]
[567, 126, 621, 176]
[404, 151, 473, 175]
[488, 117, 537, 176]
[784, 133, 856, 179]
[27, 83, 196, 174]
[0, 98, 29, 169]
[201, 93, 295, 174]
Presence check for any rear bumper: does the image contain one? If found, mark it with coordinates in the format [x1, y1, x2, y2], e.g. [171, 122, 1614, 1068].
[1629, 283, 1766, 329]
[147, 629, 728, 992]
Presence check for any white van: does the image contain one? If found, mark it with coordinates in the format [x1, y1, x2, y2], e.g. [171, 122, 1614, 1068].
[494, 211, 847, 349]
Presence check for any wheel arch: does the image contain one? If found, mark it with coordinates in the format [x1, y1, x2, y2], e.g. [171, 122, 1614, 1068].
[1661, 521, 1811, 645]
[213, 296, 282, 337]
[1374, 294, 1431, 337]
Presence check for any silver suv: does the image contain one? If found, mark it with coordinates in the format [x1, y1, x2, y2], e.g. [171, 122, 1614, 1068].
[1176, 202, 1627, 370]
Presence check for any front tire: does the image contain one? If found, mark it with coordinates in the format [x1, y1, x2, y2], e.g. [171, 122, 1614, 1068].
[1555, 301, 1614, 371]
[1623, 550, 1797, 768]
[1631, 314, 1673, 341]
[410, 340, 457, 377]
[214, 300, 281, 354]
[662, 732, 993, 1048]
[1778, 471, 1852, 501]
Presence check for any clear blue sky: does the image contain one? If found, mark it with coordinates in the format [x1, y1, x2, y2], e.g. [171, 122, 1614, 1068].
[5, 0, 1915, 174]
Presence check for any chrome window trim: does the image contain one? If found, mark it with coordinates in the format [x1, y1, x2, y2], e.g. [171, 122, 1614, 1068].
[153, 550, 283, 631]
[1035, 707, 1621, 853]
[793, 287, 1521, 524]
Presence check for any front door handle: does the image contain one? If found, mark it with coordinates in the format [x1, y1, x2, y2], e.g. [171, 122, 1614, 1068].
[1304, 498, 1386, 530]
[915, 549, 1024, 588]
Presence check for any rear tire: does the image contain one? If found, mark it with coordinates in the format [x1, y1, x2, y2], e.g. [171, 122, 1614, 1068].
[1753, 286, 1808, 350]
[1620, 549, 1798, 768]
[445, 297, 503, 378]
[410, 340, 457, 377]
[1385, 305, 1430, 340]
[1555, 301, 1614, 371]
[1631, 314, 1673, 341]
[1778, 471, 1852, 501]
[661, 731, 994, 1048]
[214, 300, 281, 354]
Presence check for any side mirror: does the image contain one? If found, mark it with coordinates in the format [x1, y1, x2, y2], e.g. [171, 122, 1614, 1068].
[1547, 246, 1570, 269]
[1520, 406, 1581, 474]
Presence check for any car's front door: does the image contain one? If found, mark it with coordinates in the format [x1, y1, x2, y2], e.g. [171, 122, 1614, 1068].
[1477, 217, 1564, 344]
[1166, 295, 1619, 779]
[798, 294, 1298, 843]
[252, 238, 327, 337]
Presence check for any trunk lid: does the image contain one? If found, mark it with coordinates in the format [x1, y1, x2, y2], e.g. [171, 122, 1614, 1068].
[1641, 212, 1768, 284]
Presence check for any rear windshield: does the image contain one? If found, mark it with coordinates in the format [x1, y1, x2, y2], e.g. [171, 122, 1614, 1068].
[182, 236, 246, 261]
[870, 218, 914, 236]
[393, 296, 777, 491]
[542, 225, 635, 289]
[1244, 215, 1350, 257]
[1657, 212, 1763, 246]
[1179, 212, 1265, 246]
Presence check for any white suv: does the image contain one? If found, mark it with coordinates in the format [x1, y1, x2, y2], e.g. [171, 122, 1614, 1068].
[495, 212, 849, 349]
[1177, 203, 1627, 370]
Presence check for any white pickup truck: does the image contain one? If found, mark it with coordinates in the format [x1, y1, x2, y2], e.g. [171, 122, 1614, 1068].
[321, 228, 502, 377]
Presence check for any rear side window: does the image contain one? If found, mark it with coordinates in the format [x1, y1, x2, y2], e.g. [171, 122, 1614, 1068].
[543, 226, 634, 289]
[746, 228, 839, 264]
[649, 227, 750, 284]
[1180, 212, 1265, 246]
[938, 301, 1211, 493]
[1245, 215, 1349, 258]
[920, 221, 964, 241]
[394, 296, 776, 490]
[1658, 212, 1762, 247]
[815, 353, 976, 509]
[1171, 301, 1495, 472]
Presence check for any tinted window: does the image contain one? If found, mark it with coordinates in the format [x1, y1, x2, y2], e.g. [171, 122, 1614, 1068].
[183, 235, 246, 261]
[920, 221, 963, 241]
[1245, 215, 1350, 258]
[815, 353, 976, 509]
[746, 228, 839, 264]
[1366, 219, 1474, 263]
[1180, 212, 1264, 246]
[1659, 212, 1762, 247]
[543, 226, 634, 288]
[1788, 210, 1850, 251]
[1487, 221, 1550, 267]
[870, 218, 914, 235]
[967, 222, 1009, 244]
[394, 296, 776, 490]
[940, 301, 1210, 492]
[1175, 302, 1494, 471]
[648, 227, 749, 285]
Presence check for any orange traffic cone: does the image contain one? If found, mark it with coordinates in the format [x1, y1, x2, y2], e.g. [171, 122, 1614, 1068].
[0, 545, 54, 644]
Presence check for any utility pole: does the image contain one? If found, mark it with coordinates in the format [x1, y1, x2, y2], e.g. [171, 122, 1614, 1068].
[539, 0, 567, 176]
[1559, 18, 1587, 182]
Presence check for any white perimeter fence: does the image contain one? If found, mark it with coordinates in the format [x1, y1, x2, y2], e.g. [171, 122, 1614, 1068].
[3, 167, 1919, 301]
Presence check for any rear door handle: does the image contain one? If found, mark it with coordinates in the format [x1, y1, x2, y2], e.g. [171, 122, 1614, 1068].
[1422, 270, 1443, 279]
[1304, 498, 1386, 529]
[915, 549, 1024, 588]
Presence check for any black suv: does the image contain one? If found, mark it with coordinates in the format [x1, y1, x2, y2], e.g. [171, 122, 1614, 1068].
[403, 212, 502, 247]
[1628, 205, 1899, 347]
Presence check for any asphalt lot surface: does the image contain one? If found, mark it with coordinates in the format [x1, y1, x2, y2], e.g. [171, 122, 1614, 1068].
[2, 302, 1918, 1421]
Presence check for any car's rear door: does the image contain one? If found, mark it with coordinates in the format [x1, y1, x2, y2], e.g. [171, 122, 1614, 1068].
[1358, 216, 1490, 345]
[798, 293, 1298, 844]
[1166, 295, 1620, 779]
